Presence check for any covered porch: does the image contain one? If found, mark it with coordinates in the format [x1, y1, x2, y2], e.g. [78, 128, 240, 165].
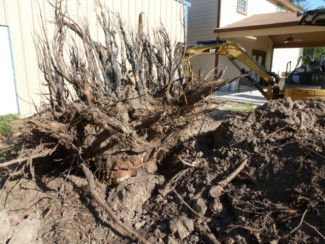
[214, 11, 325, 48]
[214, 11, 325, 91]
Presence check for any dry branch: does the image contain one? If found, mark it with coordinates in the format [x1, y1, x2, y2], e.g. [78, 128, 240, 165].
[173, 189, 221, 244]
[218, 159, 249, 188]
[303, 221, 325, 240]
[0, 149, 52, 168]
[286, 209, 308, 237]
[210, 159, 249, 199]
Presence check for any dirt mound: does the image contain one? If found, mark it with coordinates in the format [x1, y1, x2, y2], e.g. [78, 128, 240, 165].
[141, 98, 325, 243]
[1, 98, 325, 243]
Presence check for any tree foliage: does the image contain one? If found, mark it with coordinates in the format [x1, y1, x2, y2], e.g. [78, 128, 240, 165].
[290, 0, 325, 64]
[289, 0, 308, 9]
[303, 47, 325, 63]
[290, 0, 325, 9]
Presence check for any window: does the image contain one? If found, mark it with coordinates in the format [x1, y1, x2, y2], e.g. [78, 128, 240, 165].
[237, 0, 248, 15]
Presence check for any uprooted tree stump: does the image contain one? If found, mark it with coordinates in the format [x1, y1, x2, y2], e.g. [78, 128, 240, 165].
[1, 0, 239, 242]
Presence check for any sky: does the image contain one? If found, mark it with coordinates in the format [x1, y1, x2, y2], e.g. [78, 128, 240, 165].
[307, 0, 325, 9]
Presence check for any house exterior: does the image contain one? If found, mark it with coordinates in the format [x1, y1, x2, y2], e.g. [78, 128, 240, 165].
[0, 0, 190, 116]
[187, 0, 303, 91]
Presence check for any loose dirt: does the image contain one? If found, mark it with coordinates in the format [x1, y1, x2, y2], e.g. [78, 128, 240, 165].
[1, 98, 325, 243]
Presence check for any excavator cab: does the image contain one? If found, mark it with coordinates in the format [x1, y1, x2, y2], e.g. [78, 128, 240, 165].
[298, 8, 325, 26]
[283, 9, 325, 100]
[286, 56, 325, 87]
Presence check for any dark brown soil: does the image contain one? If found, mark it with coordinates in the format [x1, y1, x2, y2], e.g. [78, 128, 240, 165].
[1, 98, 325, 243]
[142, 98, 325, 243]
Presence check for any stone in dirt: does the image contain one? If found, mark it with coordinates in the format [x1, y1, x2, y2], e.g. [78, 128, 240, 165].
[107, 170, 164, 224]
[0, 210, 41, 244]
[169, 215, 194, 240]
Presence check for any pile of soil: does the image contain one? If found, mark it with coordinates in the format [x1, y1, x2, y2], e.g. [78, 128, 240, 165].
[1, 98, 325, 243]
[140, 98, 325, 243]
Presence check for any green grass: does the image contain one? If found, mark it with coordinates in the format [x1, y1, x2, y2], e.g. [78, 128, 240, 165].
[209, 102, 257, 120]
[0, 114, 19, 137]
[218, 102, 257, 113]
[0, 114, 20, 162]
[74, 203, 86, 209]
[229, 102, 256, 112]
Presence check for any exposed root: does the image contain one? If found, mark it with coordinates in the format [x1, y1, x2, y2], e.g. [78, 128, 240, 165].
[81, 163, 149, 244]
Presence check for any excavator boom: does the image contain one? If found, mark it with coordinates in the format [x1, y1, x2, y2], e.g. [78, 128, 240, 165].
[183, 40, 281, 100]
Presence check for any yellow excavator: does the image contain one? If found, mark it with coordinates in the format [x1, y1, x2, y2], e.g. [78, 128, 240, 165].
[182, 9, 325, 101]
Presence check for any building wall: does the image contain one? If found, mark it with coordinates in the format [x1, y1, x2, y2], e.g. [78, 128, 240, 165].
[187, 0, 218, 76]
[0, 0, 187, 116]
[220, 0, 279, 27]
[219, 0, 293, 27]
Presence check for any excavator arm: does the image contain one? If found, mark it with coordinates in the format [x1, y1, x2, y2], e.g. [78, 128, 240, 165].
[182, 40, 282, 100]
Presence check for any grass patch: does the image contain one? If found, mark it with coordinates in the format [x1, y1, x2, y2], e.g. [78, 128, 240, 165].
[230, 102, 256, 112]
[0, 114, 20, 162]
[218, 102, 257, 113]
[0, 114, 19, 137]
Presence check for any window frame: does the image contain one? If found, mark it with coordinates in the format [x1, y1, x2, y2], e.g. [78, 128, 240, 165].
[237, 0, 248, 15]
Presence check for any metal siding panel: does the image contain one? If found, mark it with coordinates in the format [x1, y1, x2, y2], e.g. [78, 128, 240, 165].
[142, 0, 149, 30]
[5, 0, 33, 115]
[18, 0, 43, 114]
[126, 0, 135, 26]
[66, 0, 78, 21]
[0, 0, 187, 115]
[18, 0, 35, 113]
[115, 0, 126, 24]
[147, 0, 155, 30]
[188, 0, 218, 40]
[31, 1, 45, 98]
[0, 0, 7, 24]
[171, 0, 183, 42]
[137, 0, 143, 27]
[166, 0, 172, 39]
[187, 0, 218, 76]
[175, 1, 183, 41]
[85, 0, 99, 40]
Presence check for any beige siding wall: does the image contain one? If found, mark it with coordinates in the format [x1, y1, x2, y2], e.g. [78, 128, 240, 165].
[220, 0, 279, 27]
[0, 0, 186, 116]
[220, 0, 293, 27]
[187, 0, 218, 76]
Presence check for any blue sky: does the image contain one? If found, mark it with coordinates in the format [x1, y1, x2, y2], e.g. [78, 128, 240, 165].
[307, 0, 325, 9]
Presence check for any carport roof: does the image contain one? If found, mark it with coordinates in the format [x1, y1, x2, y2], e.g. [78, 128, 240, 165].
[214, 12, 325, 48]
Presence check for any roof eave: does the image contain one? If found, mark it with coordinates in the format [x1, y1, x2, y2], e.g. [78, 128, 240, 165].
[214, 21, 300, 33]
[275, 0, 302, 12]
